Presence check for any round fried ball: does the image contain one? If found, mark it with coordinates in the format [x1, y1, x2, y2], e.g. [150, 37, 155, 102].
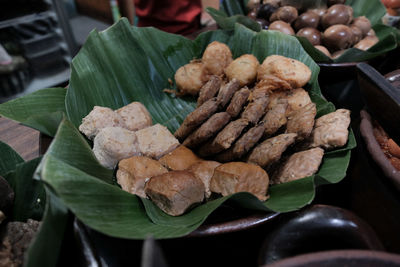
[202, 41, 233, 76]
[174, 62, 206, 96]
[224, 54, 260, 86]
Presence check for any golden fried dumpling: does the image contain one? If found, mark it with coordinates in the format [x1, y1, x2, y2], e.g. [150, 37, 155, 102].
[224, 54, 260, 86]
[257, 55, 312, 88]
[175, 61, 206, 96]
[202, 41, 233, 76]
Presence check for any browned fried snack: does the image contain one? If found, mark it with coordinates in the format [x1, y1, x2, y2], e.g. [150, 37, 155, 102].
[187, 160, 221, 198]
[117, 156, 168, 198]
[210, 162, 269, 201]
[286, 103, 316, 141]
[197, 75, 222, 107]
[216, 123, 266, 162]
[271, 147, 324, 184]
[308, 109, 351, 149]
[252, 75, 292, 100]
[247, 133, 297, 168]
[197, 119, 249, 156]
[226, 87, 251, 118]
[174, 98, 219, 141]
[202, 41, 233, 76]
[262, 98, 288, 136]
[216, 79, 241, 108]
[286, 88, 312, 114]
[136, 124, 180, 159]
[257, 55, 312, 88]
[183, 112, 231, 149]
[159, 145, 202, 171]
[145, 171, 205, 216]
[241, 96, 269, 124]
[224, 54, 260, 86]
[174, 61, 206, 96]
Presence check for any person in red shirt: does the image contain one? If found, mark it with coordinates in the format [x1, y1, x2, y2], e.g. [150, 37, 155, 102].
[119, 0, 203, 35]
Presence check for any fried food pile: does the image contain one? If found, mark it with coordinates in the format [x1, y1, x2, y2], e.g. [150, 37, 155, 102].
[77, 41, 352, 217]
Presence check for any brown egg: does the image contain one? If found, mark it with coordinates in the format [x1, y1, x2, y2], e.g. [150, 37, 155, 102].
[293, 11, 320, 31]
[321, 4, 353, 29]
[308, 7, 327, 18]
[297, 27, 322, 45]
[323, 24, 354, 51]
[351, 16, 372, 37]
[350, 25, 363, 44]
[269, 20, 295, 35]
[270, 6, 298, 24]
[314, 45, 332, 57]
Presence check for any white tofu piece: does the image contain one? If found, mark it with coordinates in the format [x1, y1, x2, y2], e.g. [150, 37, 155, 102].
[79, 106, 126, 140]
[93, 127, 140, 169]
[116, 102, 153, 131]
[136, 124, 180, 159]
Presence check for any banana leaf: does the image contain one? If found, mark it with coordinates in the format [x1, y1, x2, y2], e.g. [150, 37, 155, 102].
[28, 19, 355, 239]
[207, 0, 399, 63]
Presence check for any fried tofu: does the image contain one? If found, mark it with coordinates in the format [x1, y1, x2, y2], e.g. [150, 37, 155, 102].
[115, 102, 152, 131]
[247, 133, 297, 168]
[309, 109, 351, 149]
[79, 106, 126, 140]
[117, 156, 168, 198]
[257, 55, 312, 88]
[286, 103, 316, 141]
[272, 147, 324, 184]
[159, 145, 202, 171]
[145, 171, 205, 216]
[210, 162, 269, 201]
[136, 124, 180, 159]
[187, 161, 221, 198]
[93, 127, 140, 169]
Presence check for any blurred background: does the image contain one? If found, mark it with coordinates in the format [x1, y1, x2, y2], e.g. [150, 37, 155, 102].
[0, 0, 219, 103]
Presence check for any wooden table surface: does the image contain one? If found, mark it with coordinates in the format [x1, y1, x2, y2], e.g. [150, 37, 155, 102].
[0, 117, 40, 161]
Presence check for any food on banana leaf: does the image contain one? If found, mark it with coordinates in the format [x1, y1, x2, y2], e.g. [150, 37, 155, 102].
[115, 102, 152, 131]
[224, 54, 260, 86]
[202, 41, 233, 76]
[174, 61, 206, 96]
[159, 145, 202, 171]
[187, 160, 221, 198]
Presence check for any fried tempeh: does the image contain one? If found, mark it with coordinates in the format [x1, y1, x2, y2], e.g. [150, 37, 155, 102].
[247, 133, 297, 168]
[216, 79, 240, 108]
[262, 98, 288, 136]
[241, 96, 269, 124]
[174, 98, 219, 141]
[271, 147, 324, 184]
[183, 112, 231, 149]
[226, 87, 251, 118]
[216, 123, 266, 162]
[197, 75, 222, 107]
[286, 102, 316, 141]
[197, 118, 249, 156]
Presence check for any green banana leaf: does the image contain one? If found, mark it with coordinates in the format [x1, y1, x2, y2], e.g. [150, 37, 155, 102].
[207, 0, 399, 63]
[0, 141, 24, 177]
[29, 19, 355, 239]
[0, 87, 67, 137]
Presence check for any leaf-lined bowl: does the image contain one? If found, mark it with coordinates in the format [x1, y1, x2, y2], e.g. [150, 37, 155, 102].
[1, 19, 355, 239]
[208, 0, 399, 63]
